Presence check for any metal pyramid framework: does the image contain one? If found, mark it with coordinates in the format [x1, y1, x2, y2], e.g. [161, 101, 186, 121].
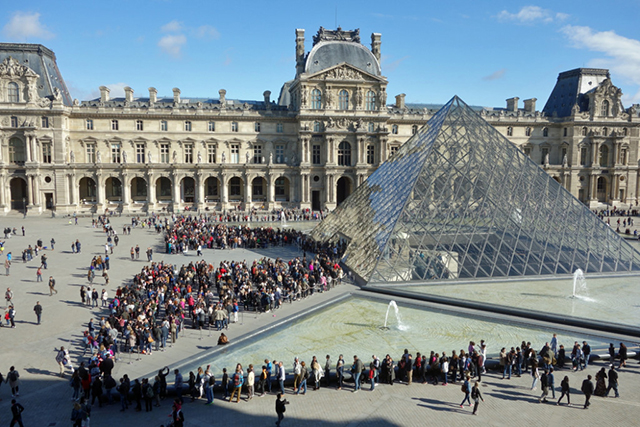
[312, 96, 640, 283]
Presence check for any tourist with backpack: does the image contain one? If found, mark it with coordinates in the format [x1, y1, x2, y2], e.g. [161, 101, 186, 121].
[229, 366, 244, 403]
[7, 367, 20, 398]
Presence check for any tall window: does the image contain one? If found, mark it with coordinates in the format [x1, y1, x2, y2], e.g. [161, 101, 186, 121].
[338, 90, 349, 110]
[311, 89, 322, 109]
[135, 143, 145, 163]
[86, 143, 96, 163]
[411, 125, 418, 135]
[184, 121, 192, 131]
[111, 143, 121, 163]
[8, 138, 25, 164]
[392, 124, 398, 135]
[8, 82, 19, 102]
[276, 123, 283, 133]
[541, 147, 549, 165]
[275, 178, 286, 198]
[253, 144, 263, 164]
[254, 122, 261, 132]
[543, 127, 548, 137]
[525, 127, 532, 137]
[506, 127, 513, 136]
[10, 116, 18, 128]
[86, 119, 94, 130]
[365, 90, 376, 111]
[366, 145, 375, 164]
[41, 117, 49, 128]
[161, 120, 168, 131]
[603, 127, 608, 136]
[231, 122, 238, 132]
[368, 122, 375, 133]
[111, 120, 119, 131]
[230, 144, 239, 163]
[160, 143, 170, 163]
[42, 142, 52, 164]
[207, 145, 216, 163]
[313, 121, 321, 132]
[229, 177, 242, 196]
[184, 144, 193, 163]
[136, 120, 143, 131]
[599, 145, 608, 167]
[563, 127, 567, 137]
[312, 144, 321, 164]
[580, 147, 588, 166]
[338, 141, 351, 166]
[275, 145, 284, 163]
[208, 121, 215, 132]
[601, 100, 610, 117]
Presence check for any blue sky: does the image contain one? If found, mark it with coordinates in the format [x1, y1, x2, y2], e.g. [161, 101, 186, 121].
[3, 1, 640, 108]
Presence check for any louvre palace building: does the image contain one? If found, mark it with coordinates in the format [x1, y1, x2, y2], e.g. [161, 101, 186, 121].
[0, 27, 639, 215]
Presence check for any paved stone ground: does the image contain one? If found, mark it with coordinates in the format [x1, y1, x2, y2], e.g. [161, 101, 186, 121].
[0, 213, 639, 426]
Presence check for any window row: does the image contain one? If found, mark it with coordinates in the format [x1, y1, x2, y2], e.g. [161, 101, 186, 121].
[309, 88, 378, 111]
[86, 119, 286, 133]
[7, 116, 50, 128]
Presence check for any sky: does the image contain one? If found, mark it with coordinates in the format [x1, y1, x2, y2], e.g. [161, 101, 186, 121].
[2, 0, 640, 108]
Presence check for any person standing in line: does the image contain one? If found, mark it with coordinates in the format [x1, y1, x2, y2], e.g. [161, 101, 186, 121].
[618, 343, 628, 368]
[48, 276, 58, 296]
[33, 301, 42, 325]
[10, 399, 25, 427]
[277, 361, 286, 395]
[352, 355, 363, 393]
[101, 289, 108, 307]
[229, 366, 243, 403]
[292, 358, 301, 392]
[275, 393, 289, 427]
[605, 365, 620, 398]
[460, 375, 471, 408]
[471, 381, 484, 415]
[324, 355, 332, 387]
[297, 361, 308, 395]
[581, 374, 594, 409]
[336, 354, 344, 390]
[246, 365, 255, 400]
[557, 376, 570, 405]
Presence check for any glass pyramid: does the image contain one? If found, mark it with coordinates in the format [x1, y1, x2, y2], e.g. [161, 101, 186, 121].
[312, 96, 640, 283]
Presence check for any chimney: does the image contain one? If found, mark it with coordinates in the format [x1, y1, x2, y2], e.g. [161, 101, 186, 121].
[148, 87, 157, 105]
[371, 33, 381, 62]
[263, 90, 271, 109]
[523, 98, 537, 113]
[295, 29, 305, 75]
[124, 86, 134, 103]
[99, 86, 110, 103]
[172, 87, 181, 104]
[506, 97, 519, 112]
[395, 93, 406, 109]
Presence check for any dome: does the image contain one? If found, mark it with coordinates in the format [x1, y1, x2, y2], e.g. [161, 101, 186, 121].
[305, 41, 381, 76]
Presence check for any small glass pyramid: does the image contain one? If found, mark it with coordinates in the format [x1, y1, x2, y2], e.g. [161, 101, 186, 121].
[311, 96, 640, 283]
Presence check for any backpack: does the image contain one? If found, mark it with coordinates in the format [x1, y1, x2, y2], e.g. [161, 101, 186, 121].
[146, 385, 154, 398]
[209, 375, 216, 386]
[9, 371, 18, 382]
[461, 383, 467, 393]
[233, 374, 241, 387]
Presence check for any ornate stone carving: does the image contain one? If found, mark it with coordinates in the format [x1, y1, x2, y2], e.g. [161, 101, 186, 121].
[0, 57, 38, 78]
[313, 27, 360, 45]
[96, 150, 102, 163]
[355, 87, 363, 108]
[324, 65, 365, 80]
[69, 150, 75, 163]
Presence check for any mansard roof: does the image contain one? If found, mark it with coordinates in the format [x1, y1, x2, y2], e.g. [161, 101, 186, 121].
[542, 68, 611, 118]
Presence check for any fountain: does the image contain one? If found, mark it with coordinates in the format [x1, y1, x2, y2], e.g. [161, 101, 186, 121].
[572, 268, 588, 298]
[383, 300, 408, 331]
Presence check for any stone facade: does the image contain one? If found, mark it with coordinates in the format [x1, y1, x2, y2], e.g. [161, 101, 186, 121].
[0, 29, 639, 215]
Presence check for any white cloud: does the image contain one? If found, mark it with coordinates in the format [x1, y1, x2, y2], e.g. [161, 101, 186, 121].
[195, 25, 220, 39]
[161, 20, 183, 33]
[561, 25, 640, 102]
[497, 6, 566, 24]
[2, 11, 54, 40]
[158, 34, 187, 58]
[483, 68, 506, 81]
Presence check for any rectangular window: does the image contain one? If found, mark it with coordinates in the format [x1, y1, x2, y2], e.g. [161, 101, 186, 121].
[160, 143, 170, 163]
[161, 120, 168, 131]
[255, 122, 261, 132]
[184, 121, 192, 132]
[136, 120, 143, 131]
[312, 144, 321, 164]
[42, 143, 52, 164]
[231, 144, 239, 163]
[111, 143, 121, 163]
[231, 122, 238, 132]
[10, 116, 18, 128]
[86, 119, 94, 130]
[86, 143, 96, 163]
[253, 144, 263, 164]
[136, 143, 145, 163]
[208, 121, 215, 132]
[111, 119, 119, 131]
[563, 127, 568, 137]
[184, 145, 193, 163]
[275, 145, 284, 163]
[366, 145, 375, 164]
[276, 123, 283, 133]
[207, 145, 216, 163]
[390, 146, 399, 156]
[580, 147, 587, 166]
[41, 117, 49, 128]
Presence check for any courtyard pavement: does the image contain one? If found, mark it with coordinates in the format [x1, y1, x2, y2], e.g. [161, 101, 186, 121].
[0, 212, 639, 426]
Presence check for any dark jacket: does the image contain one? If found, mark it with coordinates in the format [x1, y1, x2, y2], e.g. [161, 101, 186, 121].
[581, 379, 594, 395]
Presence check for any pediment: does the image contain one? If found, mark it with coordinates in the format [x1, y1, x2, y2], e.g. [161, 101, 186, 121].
[0, 57, 38, 78]
[306, 63, 385, 83]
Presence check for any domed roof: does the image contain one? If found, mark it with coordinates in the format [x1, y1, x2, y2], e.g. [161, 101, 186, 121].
[305, 41, 381, 76]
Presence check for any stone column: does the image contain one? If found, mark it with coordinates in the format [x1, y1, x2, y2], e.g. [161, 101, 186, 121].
[0, 174, 5, 208]
[25, 135, 33, 162]
[25, 176, 33, 206]
[147, 174, 156, 209]
[221, 174, 228, 204]
[591, 175, 597, 200]
[121, 173, 131, 208]
[268, 174, 275, 205]
[244, 175, 251, 206]
[592, 142, 599, 166]
[32, 175, 40, 206]
[197, 172, 205, 209]
[172, 174, 181, 205]
[95, 174, 105, 210]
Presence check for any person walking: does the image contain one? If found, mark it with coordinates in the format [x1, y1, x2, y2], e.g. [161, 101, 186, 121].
[33, 301, 42, 325]
[581, 374, 594, 409]
[5, 287, 13, 307]
[557, 376, 571, 405]
[36, 266, 43, 282]
[275, 393, 289, 427]
[8, 366, 20, 397]
[539, 370, 549, 403]
[605, 365, 620, 398]
[471, 381, 484, 415]
[10, 399, 25, 427]
[460, 376, 471, 407]
[48, 276, 58, 296]
[8, 305, 16, 328]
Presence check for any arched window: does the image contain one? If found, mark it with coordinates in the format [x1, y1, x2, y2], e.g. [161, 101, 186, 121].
[525, 127, 532, 137]
[311, 89, 322, 109]
[313, 121, 321, 132]
[368, 122, 375, 133]
[581, 127, 588, 136]
[601, 100, 609, 117]
[7, 82, 19, 102]
[506, 127, 513, 136]
[338, 90, 349, 110]
[337, 141, 351, 166]
[365, 90, 376, 111]
[543, 127, 548, 137]
[599, 145, 609, 167]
